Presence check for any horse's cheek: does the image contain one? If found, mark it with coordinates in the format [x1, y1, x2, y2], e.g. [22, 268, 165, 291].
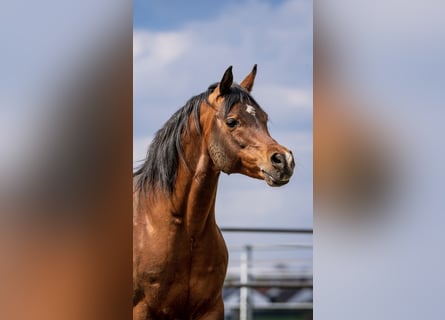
[208, 144, 226, 170]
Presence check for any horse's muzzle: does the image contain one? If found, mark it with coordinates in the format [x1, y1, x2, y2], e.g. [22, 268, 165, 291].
[262, 151, 294, 187]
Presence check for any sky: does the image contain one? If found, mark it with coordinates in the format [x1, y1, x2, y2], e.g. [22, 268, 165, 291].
[133, 0, 313, 230]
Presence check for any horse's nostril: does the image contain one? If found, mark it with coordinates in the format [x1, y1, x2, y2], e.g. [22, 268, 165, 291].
[271, 153, 285, 168]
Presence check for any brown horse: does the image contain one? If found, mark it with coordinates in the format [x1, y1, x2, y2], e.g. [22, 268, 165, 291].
[133, 65, 295, 320]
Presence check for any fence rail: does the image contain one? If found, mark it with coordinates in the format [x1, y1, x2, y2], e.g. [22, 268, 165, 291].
[224, 280, 313, 289]
[220, 227, 313, 234]
[221, 227, 313, 320]
[240, 302, 313, 310]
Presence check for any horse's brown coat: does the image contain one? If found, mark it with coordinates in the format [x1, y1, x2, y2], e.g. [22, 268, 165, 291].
[133, 66, 294, 319]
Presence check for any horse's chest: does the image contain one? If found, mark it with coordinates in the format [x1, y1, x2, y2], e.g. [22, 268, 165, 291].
[136, 234, 227, 315]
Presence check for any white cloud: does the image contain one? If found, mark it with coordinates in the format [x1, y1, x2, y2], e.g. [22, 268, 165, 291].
[255, 85, 312, 109]
[133, 135, 153, 170]
[133, 30, 191, 72]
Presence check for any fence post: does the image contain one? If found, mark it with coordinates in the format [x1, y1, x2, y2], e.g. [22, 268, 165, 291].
[240, 245, 253, 320]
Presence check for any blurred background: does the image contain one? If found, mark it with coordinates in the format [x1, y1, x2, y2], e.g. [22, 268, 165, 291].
[0, 1, 133, 319]
[315, 1, 445, 319]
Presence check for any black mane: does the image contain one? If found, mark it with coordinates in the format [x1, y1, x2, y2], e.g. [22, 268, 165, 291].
[133, 83, 261, 194]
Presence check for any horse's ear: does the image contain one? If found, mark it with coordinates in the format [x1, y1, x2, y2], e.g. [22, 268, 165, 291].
[219, 65, 233, 95]
[209, 66, 233, 105]
[240, 64, 257, 93]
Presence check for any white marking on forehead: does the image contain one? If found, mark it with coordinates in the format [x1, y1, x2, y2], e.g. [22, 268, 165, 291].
[245, 104, 256, 117]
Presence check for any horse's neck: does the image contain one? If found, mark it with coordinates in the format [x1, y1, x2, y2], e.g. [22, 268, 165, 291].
[136, 138, 220, 238]
[171, 143, 220, 236]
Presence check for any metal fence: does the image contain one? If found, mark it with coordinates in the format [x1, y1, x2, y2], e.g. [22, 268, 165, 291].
[220, 228, 313, 320]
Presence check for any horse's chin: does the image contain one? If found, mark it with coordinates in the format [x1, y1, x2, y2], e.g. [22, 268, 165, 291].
[262, 170, 290, 187]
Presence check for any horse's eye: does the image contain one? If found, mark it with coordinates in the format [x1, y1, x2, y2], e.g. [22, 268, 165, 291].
[225, 118, 239, 129]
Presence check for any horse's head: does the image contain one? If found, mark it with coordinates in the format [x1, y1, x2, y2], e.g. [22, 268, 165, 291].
[204, 65, 295, 187]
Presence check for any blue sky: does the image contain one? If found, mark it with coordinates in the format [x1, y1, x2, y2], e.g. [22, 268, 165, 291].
[134, 0, 289, 30]
[133, 0, 313, 246]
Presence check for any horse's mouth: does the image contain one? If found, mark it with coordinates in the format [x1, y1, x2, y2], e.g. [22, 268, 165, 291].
[261, 170, 290, 187]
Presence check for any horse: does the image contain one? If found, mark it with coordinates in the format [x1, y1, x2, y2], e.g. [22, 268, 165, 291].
[133, 65, 295, 320]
